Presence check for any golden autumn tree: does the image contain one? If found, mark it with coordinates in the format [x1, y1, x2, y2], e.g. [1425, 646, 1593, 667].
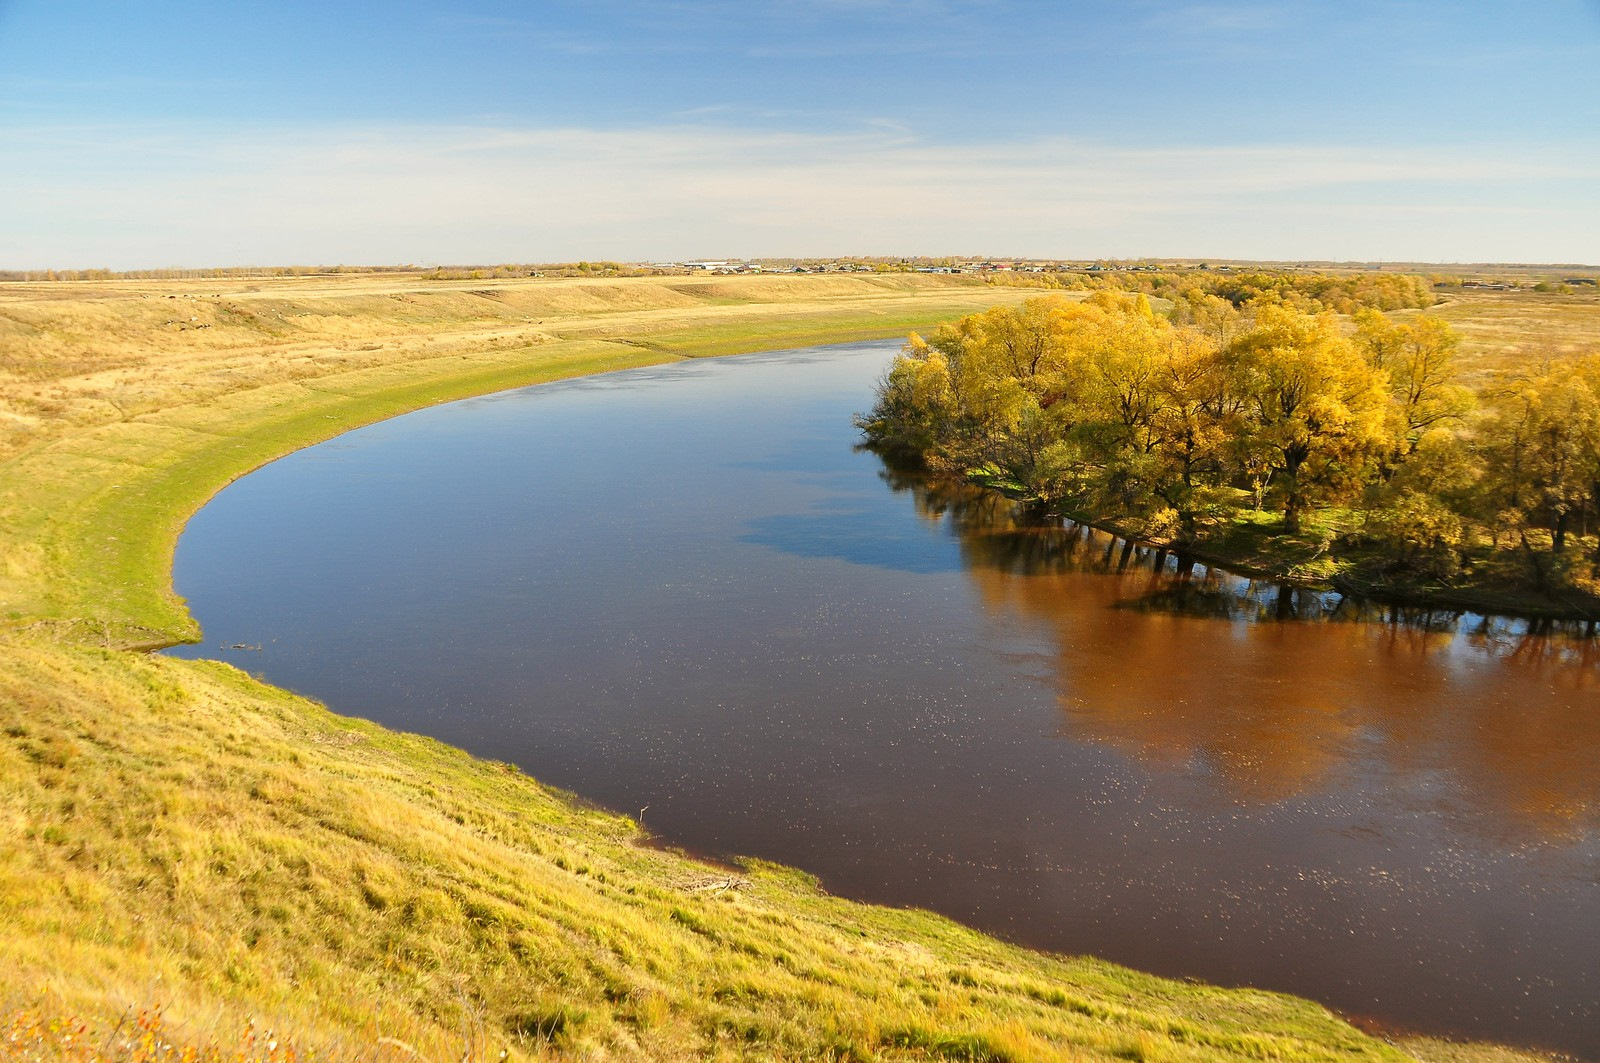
[1478, 357, 1600, 559]
[855, 331, 956, 457]
[1225, 306, 1398, 534]
[1353, 309, 1474, 453]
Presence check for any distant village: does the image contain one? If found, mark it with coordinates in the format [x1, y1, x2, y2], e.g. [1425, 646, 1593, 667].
[5, 258, 1597, 290]
[653, 258, 1189, 276]
[622, 258, 1600, 291]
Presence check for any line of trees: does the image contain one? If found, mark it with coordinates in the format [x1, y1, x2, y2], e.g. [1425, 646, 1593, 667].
[0, 266, 415, 281]
[858, 292, 1600, 597]
[984, 268, 1439, 315]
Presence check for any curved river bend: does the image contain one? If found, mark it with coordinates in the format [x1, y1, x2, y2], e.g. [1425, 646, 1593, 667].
[168, 342, 1600, 1060]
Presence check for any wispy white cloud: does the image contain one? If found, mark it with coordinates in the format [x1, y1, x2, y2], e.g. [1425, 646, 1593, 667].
[2, 121, 1596, 267]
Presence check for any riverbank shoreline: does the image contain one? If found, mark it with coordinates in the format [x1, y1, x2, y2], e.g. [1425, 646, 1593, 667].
[953, 467, 1600, 628]
[1077, 508, 1600, 628]
[0, 273, 1563, 1060]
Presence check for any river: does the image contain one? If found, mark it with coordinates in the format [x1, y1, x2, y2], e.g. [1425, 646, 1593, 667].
[166, 341, 1600, 1059]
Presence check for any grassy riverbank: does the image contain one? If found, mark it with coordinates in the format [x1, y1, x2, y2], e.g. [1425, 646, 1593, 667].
[0, 273, 1557, 1060]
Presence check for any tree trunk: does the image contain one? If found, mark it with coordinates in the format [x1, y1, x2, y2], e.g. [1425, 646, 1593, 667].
[1283, 492, 1303, 535]
[1280, 449, 1308, 534]
[1177, 509, 1197, 543]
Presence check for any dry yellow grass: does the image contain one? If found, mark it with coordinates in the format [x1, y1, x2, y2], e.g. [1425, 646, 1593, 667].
[0, 272, 1020, 465]
[1405, 287, 1600, 383]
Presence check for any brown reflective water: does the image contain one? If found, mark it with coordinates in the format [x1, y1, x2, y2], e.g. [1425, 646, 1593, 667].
[934, 479, 1600, 833]
[167, 343, 1600, 1059]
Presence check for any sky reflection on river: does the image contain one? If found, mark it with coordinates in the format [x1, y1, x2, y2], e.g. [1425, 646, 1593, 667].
[166, 342, 1600, 1059]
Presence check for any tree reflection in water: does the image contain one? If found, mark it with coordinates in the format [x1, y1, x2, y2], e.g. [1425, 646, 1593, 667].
[882, 462, 1600, 836]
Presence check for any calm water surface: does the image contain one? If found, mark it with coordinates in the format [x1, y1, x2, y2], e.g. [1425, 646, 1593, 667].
[167, 343, 1600, 1059]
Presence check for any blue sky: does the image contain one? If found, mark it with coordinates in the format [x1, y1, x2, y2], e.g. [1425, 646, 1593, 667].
[2, 1, 1597, 268]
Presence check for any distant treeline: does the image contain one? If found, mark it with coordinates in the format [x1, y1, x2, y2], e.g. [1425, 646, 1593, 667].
[421, 262, 664, 280]
[984, 268, 1439, 315]
[9, 262, 1595, 292]
[858, 291, 1600, 607]
[0, 265, 425, 282]
[0, 262, 691, 283]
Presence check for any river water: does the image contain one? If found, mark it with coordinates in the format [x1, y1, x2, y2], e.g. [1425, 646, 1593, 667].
[166, 342, 1600, 1059]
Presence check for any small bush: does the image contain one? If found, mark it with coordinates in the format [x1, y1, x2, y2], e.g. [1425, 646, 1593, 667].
[1350, 491, 1465, 580]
